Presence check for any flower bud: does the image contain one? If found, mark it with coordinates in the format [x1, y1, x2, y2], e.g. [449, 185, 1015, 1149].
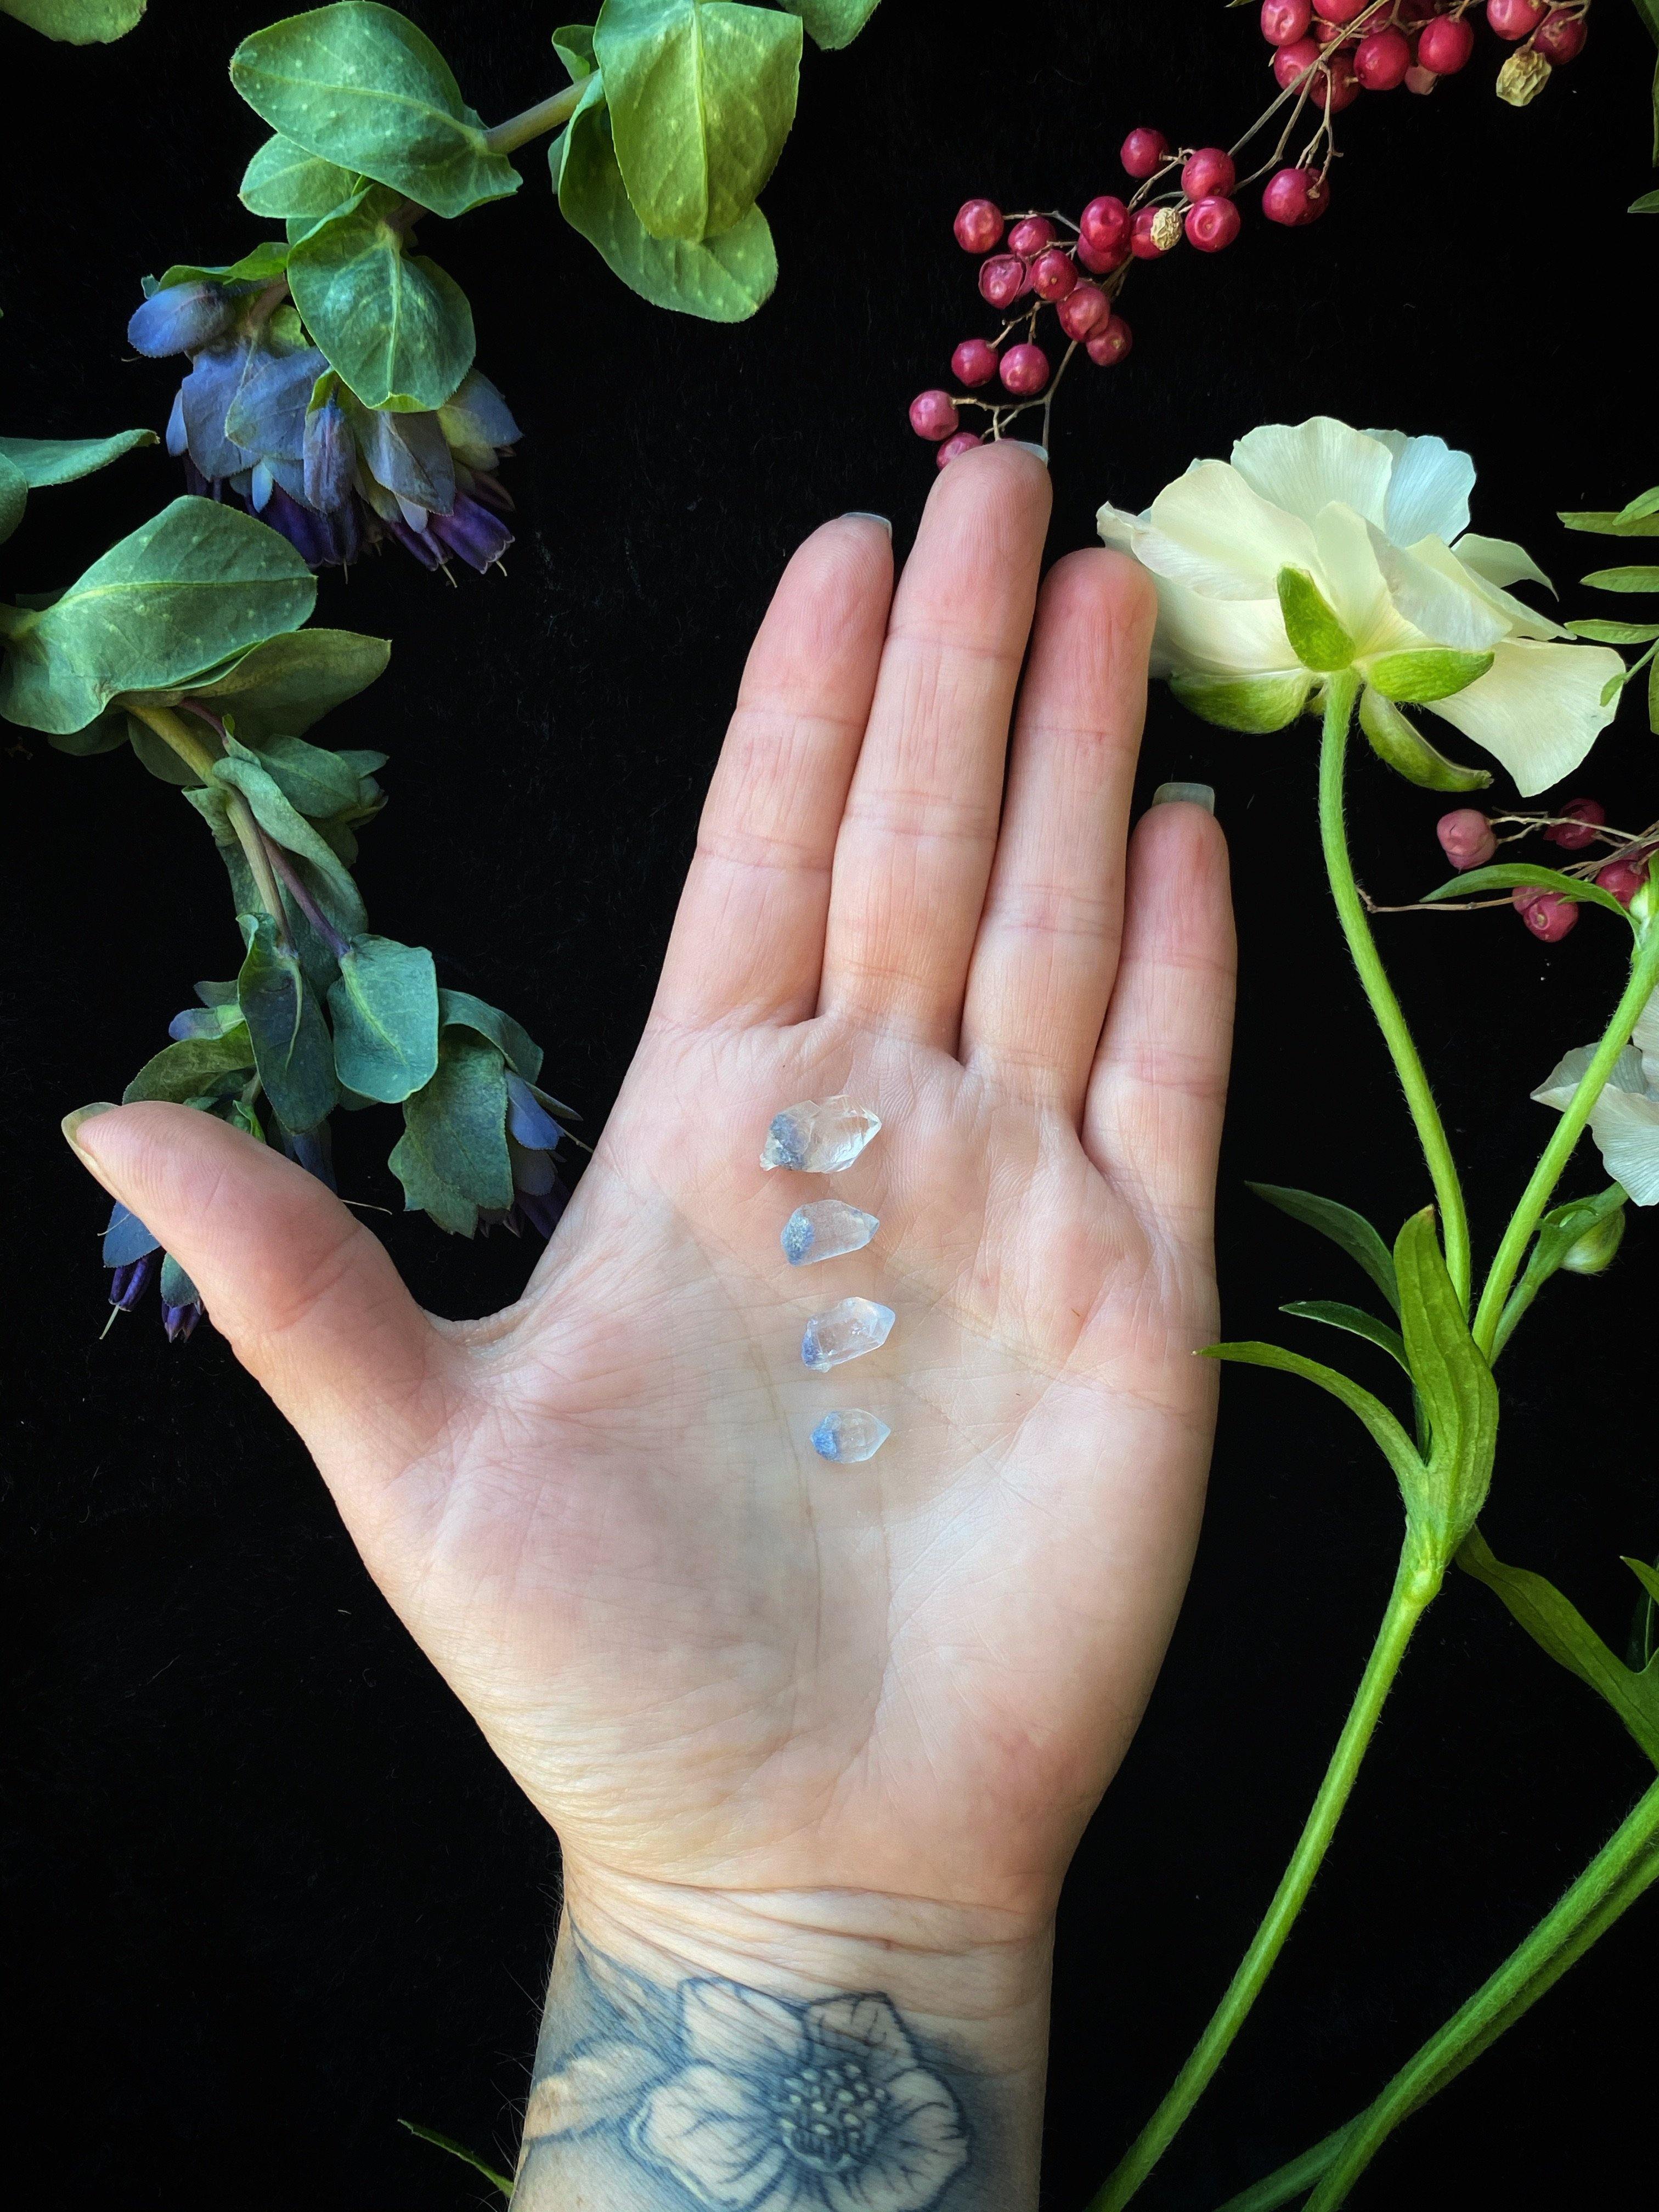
[1514, 886, 1578, 941]
[303, 394, 356, 513]
[1543, 797, 1605, 850]
[1437, 808, 1497, 871]
[127, 280, 238, 359]
[1496, 47, 1552, 106]
[1559, 1205, 1626, 1276]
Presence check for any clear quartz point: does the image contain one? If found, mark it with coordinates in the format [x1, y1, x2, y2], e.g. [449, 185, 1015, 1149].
[761, 1095, 882, 1172]
[810, 1409, 892, 1464]
[781, 1200, 879, 1267]
[802, 1297, 895, 1372]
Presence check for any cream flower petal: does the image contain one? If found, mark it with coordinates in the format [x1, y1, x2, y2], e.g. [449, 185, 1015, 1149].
[1230, 417, 1394, 528]
[1130, 460, 1319, 599]
[1146, 573, 1295, 680]
[1531, 1042, 1646, 1110]
[682, 1982, 808, 2075]
[1313, 504, 1425, 656]
[1427, 637, 1626, 795]
[1581, 1089, 1659, 1205]
[1409, 535, 1568, 641]
[1451, 532, 1555, 594]
[631, 2066, 795, 2210]
[806, 1995, 919, 2073]
[1365, 526, 1509, 652]
[1632, 986, 1659, 1070]
[1367, 431, 1476, 547]
[820, 2073, 971, 2212]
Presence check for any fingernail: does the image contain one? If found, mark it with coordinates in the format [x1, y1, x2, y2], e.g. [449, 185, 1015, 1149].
[1151, 781, 1216, 814]
[61, 1101, 121, 1160]
[843, 511, 892, 533]
[1014, 442, 1048, 466]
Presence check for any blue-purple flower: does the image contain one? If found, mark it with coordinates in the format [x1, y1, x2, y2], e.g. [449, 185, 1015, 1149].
[102, 1204, 202, 1342]
[505, 1071, 571, 1240]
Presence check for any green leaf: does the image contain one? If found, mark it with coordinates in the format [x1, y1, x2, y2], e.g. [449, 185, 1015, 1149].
[150, 240, 292, 291]
[0, 496, 315, 735]
[1581, 566, 1659, 592]
[1362, 647, 1494, 704]
[1200, 1341, 1425, 1500]
[229, 2, 520, 222]
[0, 428, 156, 487]
[1564, 618, 1659, 644]
[390, 1031, 512, 1234]
[438, 987, 544, 1083]
[1358, 687, 1492, 793]
[1458, 1529, 1659, 1768]
[1627, 1558, 1659, 1674]
[140, 625, 391, 741]
[0, 0, 144, 41]
[1282, 1300, 1409, 1374]
[328, 934, 439, 1102]
[240, 132, 359, 218]
[211, 752, 368, 936]
[398, 2121, 512, 2200]
[1616, 486, 1659, 523]
[775, 0, 881, 47]
[47, 706, 131, 758]
[238, 731, 369, 818]
[1246, 1182, 1400, 1312]
[1420, 861, 1632, 920]
[124, 1025, 256, 1105]
[159, 1252, 200, 1310]
[556, 88, 777, 320]
[1560, 507, 1659, 538]
[1276, 567, 1356, 672]
[0, 454, 24, 548]
[236, 912, 338, 1132]
[286, 186, 475, 411]
[1167, 669, 1312, 733]
[552, 21, 596, 75]
[593, 0, 802, 241]
[1395, 1209, 1498, 1553]
[1630, 189, 1659, 212]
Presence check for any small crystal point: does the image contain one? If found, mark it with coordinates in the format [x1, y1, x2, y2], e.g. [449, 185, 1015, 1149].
[781, 1199, 879, 1267]
[761, 1095, 882, 1173]
[810, 1409, 892, 1464]
[802, 1296, 895, 1372]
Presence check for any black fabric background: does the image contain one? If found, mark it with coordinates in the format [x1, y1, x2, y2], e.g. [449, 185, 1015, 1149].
[3, 4, 1656, 2204]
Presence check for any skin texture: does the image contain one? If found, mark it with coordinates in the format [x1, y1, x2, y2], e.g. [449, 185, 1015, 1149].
[64, 444, 1236, 2205]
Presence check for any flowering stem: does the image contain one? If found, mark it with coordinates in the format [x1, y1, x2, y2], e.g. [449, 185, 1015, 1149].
[482, 81, 586, 156]
[1472, 921, 1659, 1359]
[1317, 674, 1472, 1308]
[127, 702, 292, 949]
[1090, 1554, 1437, 2212]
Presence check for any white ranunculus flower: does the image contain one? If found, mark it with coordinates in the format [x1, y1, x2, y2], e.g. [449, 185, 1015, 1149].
[1532, 989, 1659, 1205]
[1098, 417, 1626, 796]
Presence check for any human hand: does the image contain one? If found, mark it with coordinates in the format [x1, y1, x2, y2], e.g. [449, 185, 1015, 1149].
[65, 443, 1233, 2206]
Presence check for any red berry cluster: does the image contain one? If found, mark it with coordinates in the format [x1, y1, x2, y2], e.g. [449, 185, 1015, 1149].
[1436, 793, 1648, 942]
[911, 0, 1593, 466]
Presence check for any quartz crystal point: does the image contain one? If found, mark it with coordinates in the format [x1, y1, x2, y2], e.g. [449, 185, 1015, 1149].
[781, 1200, 879, 1267]
[802, 1297, 895, 1372]
[761, 1095, 882, 1172]
[810, 1409, 892, 1464]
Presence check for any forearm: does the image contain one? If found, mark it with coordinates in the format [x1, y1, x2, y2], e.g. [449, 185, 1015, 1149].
[511, 1866, 1053, 2211]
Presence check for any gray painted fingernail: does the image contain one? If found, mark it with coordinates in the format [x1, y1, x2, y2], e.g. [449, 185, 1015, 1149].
[1151, 781, 1216, 813]
[843, 511, 892, 533]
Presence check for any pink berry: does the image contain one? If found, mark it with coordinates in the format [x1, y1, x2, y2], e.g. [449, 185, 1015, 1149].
[1310, 51, 1360, 109]
[1181, 146, 1236, 200]
[1080, 194, 1131, 254]
[1534, 9, 1588, 61]
[1186, 194, 1242, 252]
[1418, 13, 1476, 69]
[936, 431, 983, 469]
[1030, 247, 1079, 300]
[1007, 215, 1057, 258]
[953, 199, 1004, 254]
[1596, 855, 1651, 907]
[979, 253, 1026, 308]
[1130, 206, 1173, 258]
[1405, 63, 1439, 93]
[1319, 0, 1367, 19]
[1488, 0, 1547, 37]
[1273, 35, 1321, 88]
[1262, 165, 1330, 225]
[1260, 0, 1312, 43]
[1515, 887, 1578, 942]
[1056, 280, 1111, 339]
[1121, 127, 1171, 178]
[1086, 315, 1133, 366]
[1355, 26, 1413, 88]
[998, 342, 1051, 396]
[1544, 797, 1606, 850]
[909, 388, 960, 442]
[1437, 809, 1498, 871]
[951, 337, 1001, 387]
[1076, 231, 1131, 275]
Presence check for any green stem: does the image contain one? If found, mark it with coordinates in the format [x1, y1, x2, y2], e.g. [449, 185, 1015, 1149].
[128, 702, 292, 945]
[1090, 1555, 1437, 2212]
[483, 80, 586, 156]
[1317, 674, 1471, 1308]
[1472, 923, 1659, 1358]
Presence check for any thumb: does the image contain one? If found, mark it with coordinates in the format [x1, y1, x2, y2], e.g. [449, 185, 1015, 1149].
[63, 1101, 460, 1508]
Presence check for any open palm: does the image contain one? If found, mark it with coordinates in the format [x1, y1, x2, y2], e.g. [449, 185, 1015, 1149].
[71, 445, 1234, 1963]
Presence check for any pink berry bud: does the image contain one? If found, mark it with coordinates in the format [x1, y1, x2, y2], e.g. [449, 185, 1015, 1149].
[998, 342, 1051, 396]
[909, 389, 961, 442]
[1515, 887, 1578, 942]
[1120, 126, 1171, 179]
[953, 199, 1005, 254]
[951, 337, 1001, 387]
[1130, 206, 1173, 258]
[1596, 854, 1652, 907]
[1259, 0, 1312, 44]
[1086, 315, 1133, 366]
[1319, 0, 1367, 20]
[1405, 63, 1439, 93]
[1437, 809, 1498, 871]
[1418, 14, 1476, 69]
[979, 253, 1027, 308]
[1181, 146, 1237, 200]
[1076, 231, 1131, 275]
[1056, 280, 1111, 339]
[936, 431, 983, 469]
[1186, 194, 1242, 252]
[1355, 26, 1413, 88]
[1007, 215, 1057, 258]
[1488, 0, 1548, 38]
[1273, 36, 1321, 88]
[1262, 165, 1330, 225]
[1534, 9, 1588, 61]
[1030, 247, 1079, 300]
[1079, 195, 1131, 253]
[1310, 51, 1361, 109]
[1543, 797, 1606, 850]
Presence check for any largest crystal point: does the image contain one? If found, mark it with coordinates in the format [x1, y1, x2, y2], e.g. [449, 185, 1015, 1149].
[802, 1297, 895, 1372]
[810, 1409, 891, 1464]
[781, 1200, 878, 1267]
[761, 1095, 882, 1172]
